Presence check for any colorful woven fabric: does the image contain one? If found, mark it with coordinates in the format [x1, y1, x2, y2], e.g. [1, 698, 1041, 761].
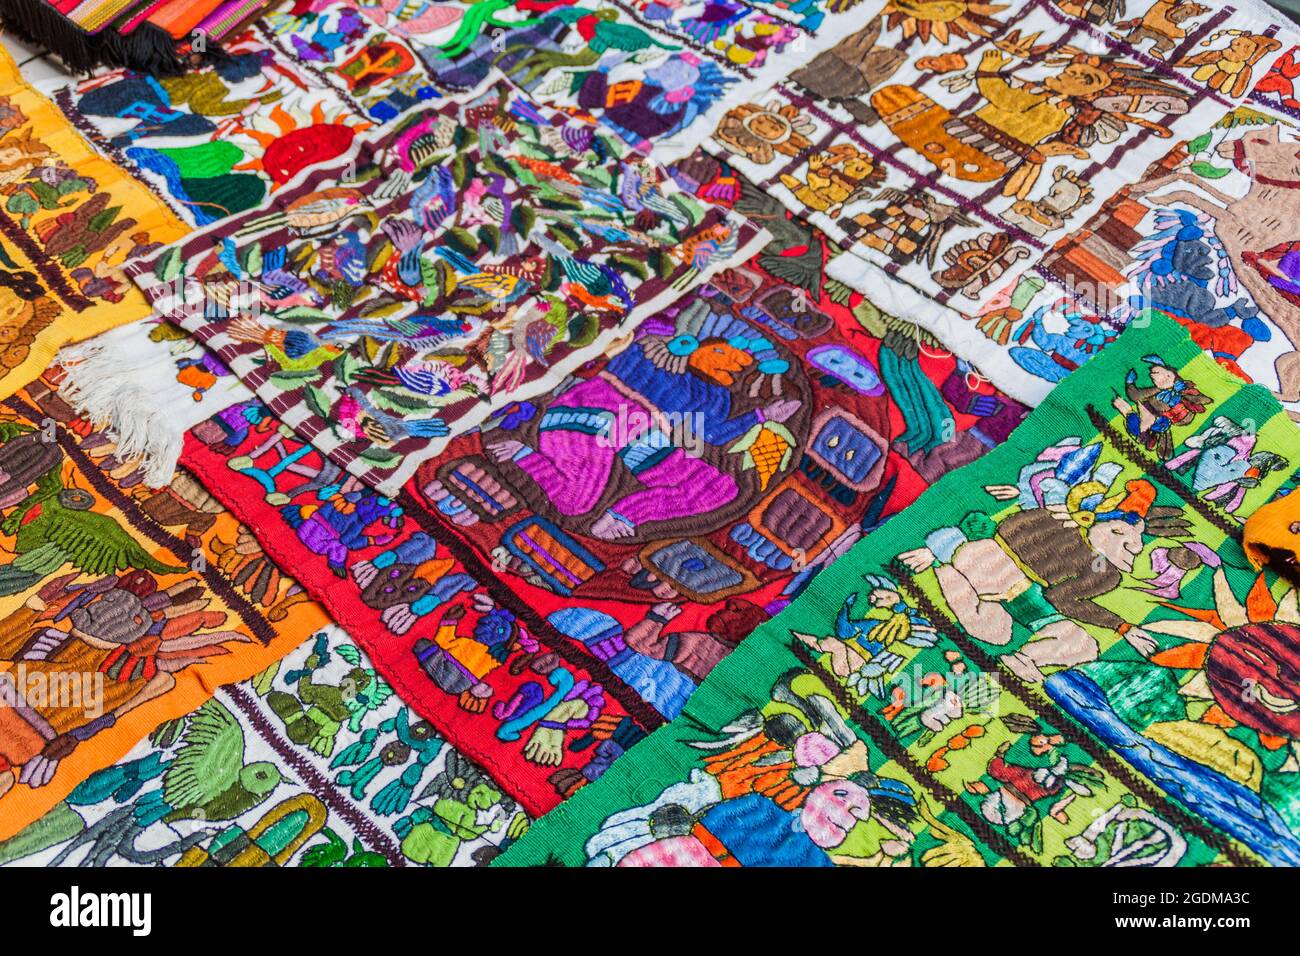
[195, 0, 272, 40]
[0, 46, 186, 397]
[842, 40, 1300, 411]
[0, 370, 328, 842]
[500, 312, 1300, 867]
[43, 31, 376, 228]
[181, 402, 657, 818]
[0, 0, 238, 75]
[127, 77, 765, 495]
[0, 624, 529, 867]
[401, 157, 1026, 721]
[261, 0, 898, 163]
[708, 0, 1293, 316]
[171, 160, 1025, 815]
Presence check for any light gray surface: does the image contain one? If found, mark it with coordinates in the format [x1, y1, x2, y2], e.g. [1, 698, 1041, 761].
[1, 28, 74, 85]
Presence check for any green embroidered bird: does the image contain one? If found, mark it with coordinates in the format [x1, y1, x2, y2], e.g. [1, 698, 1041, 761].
[224, 315, 343, 373]
[436, 0, 537, 58]
[135, 700, 284, 825]
[514, 8, 681, 84]
[0, 468, 185, 597]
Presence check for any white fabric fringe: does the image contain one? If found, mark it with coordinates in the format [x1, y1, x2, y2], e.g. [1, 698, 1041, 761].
[55, 321, 249, 487]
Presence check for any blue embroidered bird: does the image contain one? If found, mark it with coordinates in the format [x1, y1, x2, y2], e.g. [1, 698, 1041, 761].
[225, 315, 342, 371]
[618, 158, 692, 229]
[534, 234, 633, 312]
[321, 312, 475, 346]
[409, 166, 458, 231]
[382, 217, 427, 289]
[337, 387, 450, 444]
[357, 357, 486, 397]
[315, 230, 369, 287]
[260, 244, 313, 299]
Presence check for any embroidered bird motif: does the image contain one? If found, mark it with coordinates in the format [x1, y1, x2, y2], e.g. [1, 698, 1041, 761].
[132, 700, 284, 825]
[0, 469, 185, 598]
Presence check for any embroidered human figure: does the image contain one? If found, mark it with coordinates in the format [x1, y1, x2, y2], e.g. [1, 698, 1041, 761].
[899, 440, 1191, 682]
[1111, 354, 1208, 460]
[874, 49, 1187, 199]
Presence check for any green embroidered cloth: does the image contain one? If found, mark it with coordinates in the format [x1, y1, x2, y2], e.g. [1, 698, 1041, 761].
[499, 312, 1300, 867]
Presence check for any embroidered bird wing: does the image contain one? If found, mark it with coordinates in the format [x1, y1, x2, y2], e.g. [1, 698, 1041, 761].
[162, 699, 246, 810]
[24, 501, 185, 577]
[735, 188, 823, 293]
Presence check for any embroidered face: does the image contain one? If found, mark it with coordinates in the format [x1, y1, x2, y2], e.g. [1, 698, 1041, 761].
[881, 0, 1008, 44]
[800, 408, 885, 495]
[360, 563, 432, 609]
[1086, 517, 1144, 572]
[807, 345, 885, 396]
[70, 589, 152, 645]
[232, 102, 370, 187]
[1225, 124, 1300, 184]
[1207, 621, 1300, 739]
[1044, 61, 1113, 98]
[801, 779, 873, 849]
[1150, 364, 1178, 389]
[1153, 572, 1300, 741]
[810, 414, 884, 488]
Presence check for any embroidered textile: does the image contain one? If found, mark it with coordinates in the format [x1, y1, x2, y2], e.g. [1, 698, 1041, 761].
[0, 370, 328, 841]
[0, 624, 529, 867]
[0, 46, 186, 397]
[500, 312, 1300, 867]
[709, 0, 1294, 315]
[128, 77, 765, 495]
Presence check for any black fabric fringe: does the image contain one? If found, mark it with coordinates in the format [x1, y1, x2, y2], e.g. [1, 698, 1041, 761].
[0, 0, 221, 76]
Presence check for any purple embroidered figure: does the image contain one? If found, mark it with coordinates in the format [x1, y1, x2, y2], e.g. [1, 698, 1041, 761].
[486, 308, 799, 541]
[571, 53, 735, 153]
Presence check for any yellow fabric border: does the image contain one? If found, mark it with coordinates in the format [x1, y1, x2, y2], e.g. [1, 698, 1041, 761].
[0, 45, 186, 399]
[0, 376, 326, 840]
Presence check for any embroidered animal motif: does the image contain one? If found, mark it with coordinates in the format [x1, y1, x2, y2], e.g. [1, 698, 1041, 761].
[1129, 124, 1300, 399]
[1004, 167, 1095, 237]
[281, 490, 403, 576]
[1176, 30, 1283, 99]
[1115, 0, 1210, 61]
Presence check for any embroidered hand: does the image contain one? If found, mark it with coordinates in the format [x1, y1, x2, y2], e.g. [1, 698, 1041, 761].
[523, 726, 565, 766]
[1122, 625, 1157, 657]
[1039, 142, 1089, 160]
[898, 547, 937, 572]
[650, 601, 681, 621]
[979, 49, 1010, 72]
[984, 483, 1019, 501]
[486, 439, 528, 462]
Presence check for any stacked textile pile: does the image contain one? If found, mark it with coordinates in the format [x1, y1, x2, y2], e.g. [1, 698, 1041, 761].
[0, 0, 275, 74]
[2, 0, 1300, 869]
